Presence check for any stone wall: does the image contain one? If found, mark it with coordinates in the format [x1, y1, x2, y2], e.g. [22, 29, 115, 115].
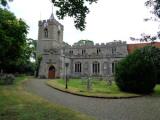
[63, 41, 128, 58]
[62, 41, 128, 78]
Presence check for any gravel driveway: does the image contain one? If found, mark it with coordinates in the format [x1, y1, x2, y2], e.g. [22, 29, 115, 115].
[24, 79, 160, 120]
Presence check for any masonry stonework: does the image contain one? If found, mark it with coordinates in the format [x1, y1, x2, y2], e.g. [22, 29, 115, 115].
[37, 16, 128, 79]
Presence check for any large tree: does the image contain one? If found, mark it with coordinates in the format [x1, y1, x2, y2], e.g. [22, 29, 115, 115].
[1, 0, 98, 31]
[52, 0, 98, 31]
[136, 0, 160, 41]
[0, 0, 12, 7]
[11, 38, 36, 74]
[146, 0, 160, 18]
[73, 39, 94, 46]
[129, 1, 160, 42]
[0, 7, 29, 73]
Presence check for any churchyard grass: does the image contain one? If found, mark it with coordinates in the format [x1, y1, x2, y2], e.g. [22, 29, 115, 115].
[47, 79, 141, 98]
[0, 76, 94, 120]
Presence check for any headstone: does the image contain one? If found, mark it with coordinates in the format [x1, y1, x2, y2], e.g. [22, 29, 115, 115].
[87, 77, 92, 91]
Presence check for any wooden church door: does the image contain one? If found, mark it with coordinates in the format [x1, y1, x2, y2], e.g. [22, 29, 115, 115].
[48, 66, 55, 79]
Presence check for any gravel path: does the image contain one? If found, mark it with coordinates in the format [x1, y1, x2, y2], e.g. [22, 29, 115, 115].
[25, 79, 160, 120]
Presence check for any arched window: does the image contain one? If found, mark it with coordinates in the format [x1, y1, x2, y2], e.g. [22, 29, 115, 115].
[112, 62, 115, 74]
[112, 47, 116, 54]
[93, 61, 100, 74]
[69, 50, 73, 55]
[82, 49, 86, 55]
[97, 48, 101, 55]
[112, 61, 118, 74]
[75, 62, 81, 73]
[44, 28, 48, 38]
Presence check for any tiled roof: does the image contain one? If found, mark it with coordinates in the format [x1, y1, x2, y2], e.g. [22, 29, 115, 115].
[127, 42, 160, 53]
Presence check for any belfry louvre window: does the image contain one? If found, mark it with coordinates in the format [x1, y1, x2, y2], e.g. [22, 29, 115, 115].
[93, 62, 100, 74]
[57, 31, 60, 41]
[44, 28, 48, 38]
[75, 62, 81, 73]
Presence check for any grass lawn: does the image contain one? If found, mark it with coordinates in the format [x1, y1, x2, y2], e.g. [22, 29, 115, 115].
[0, 76, 94, 120]
[47, 79, 141, 98]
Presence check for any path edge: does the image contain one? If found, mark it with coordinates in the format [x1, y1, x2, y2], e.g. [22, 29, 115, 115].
[46, 81, 143, 99]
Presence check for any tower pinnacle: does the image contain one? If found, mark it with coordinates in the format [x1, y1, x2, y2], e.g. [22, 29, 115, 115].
[50, 3, 54, 19]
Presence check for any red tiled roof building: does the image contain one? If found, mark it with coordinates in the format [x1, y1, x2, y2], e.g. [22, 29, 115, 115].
[127, 42, 160, 54]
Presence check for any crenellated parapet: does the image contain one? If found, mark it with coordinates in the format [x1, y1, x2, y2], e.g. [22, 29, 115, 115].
[62, 40, 128, 59]
[64, 40, 127, 49]
[38, 19, 64, 31]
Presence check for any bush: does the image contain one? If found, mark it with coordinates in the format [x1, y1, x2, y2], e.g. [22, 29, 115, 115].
[0, 74, 15, 85]
[154, 50, 160, 84]
[115, 46, 158, 94]
[157, 72, 160, 84]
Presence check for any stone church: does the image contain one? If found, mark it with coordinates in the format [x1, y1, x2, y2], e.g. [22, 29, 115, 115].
[37, 14, 128, 79]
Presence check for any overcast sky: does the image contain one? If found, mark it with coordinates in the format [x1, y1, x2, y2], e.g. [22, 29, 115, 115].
[9, 0, 159, 45]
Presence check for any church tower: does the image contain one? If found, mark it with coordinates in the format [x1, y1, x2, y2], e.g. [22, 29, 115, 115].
[37, 13, 64, 78]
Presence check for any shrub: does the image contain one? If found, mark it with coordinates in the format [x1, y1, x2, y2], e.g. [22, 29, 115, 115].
[115, 46, 158, 94]
[157, 72, 160, 84]
[145, 45, 160, 84]
[153, 49, 160, 84]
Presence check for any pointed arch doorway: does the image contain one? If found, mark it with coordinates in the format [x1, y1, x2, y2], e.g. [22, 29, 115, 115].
[48, 65, 55, 79]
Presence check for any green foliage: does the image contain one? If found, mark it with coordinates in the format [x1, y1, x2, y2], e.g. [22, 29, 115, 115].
[146, 0, 160, 18]
[130, 34, 158, 43]
[153, 46, 160, 83]
[52, 0, 98, 31]
[115, 46, 160, 94]
[0, 8, 36, 74]
[0, 8, 28, 70]
[73, 40, 94, 46]
[35, 54, 42, 77]
[27, 38, 37, 60]
[0, 0, 13, 7]
[145, 1, 160, 39]
[3, 0, 97, 30]
[0, 0, 7, 6]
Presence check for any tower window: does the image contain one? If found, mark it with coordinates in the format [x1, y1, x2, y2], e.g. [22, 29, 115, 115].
[44, 28, 48, 38]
